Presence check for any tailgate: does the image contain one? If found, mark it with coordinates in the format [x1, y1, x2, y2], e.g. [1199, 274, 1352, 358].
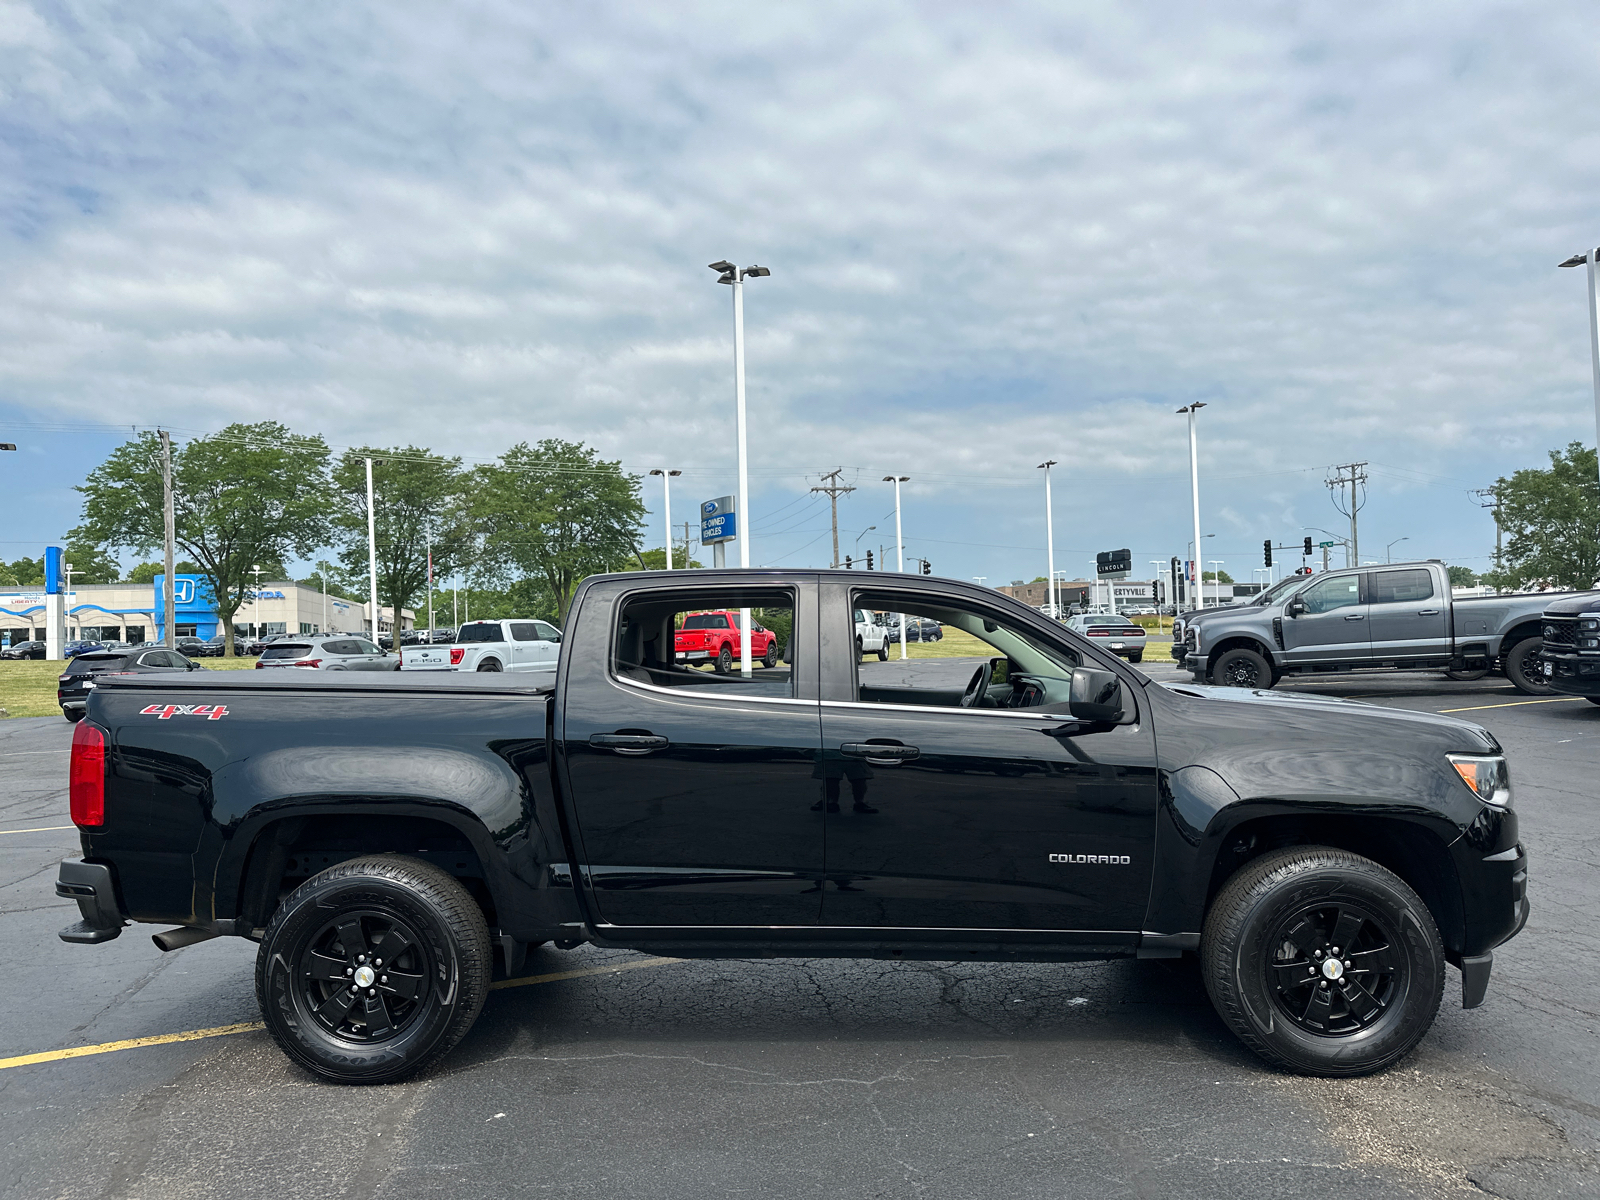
[401, 646, 455, 670]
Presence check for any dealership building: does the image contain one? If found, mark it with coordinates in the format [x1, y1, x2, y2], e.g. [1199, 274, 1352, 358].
[0, 575, 413, 646]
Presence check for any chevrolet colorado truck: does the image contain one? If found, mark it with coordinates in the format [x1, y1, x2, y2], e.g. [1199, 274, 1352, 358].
[57, 569, 1529, 1084]
[1176, 561, 1574, 694]
[1536, 593, 1600, 702]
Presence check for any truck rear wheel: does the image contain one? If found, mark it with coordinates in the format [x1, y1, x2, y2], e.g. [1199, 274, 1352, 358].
[1201, 846, 1444, 1077]
[1503, 637, 1552, 696]
[1211, 646, 1272, 689]
[255, 854, 491, 1085]
[763, 642, 778, 668]
[714, 644, 733, 674]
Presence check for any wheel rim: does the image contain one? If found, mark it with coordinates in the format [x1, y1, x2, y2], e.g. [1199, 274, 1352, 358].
[296, 908, 431, 1044]
[1266, 901, 1404, 1036]
[1223, 657, 1261, 687]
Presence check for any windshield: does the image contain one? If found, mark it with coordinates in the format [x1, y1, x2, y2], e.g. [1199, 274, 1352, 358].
[261, 643, 312, 660]
[1256, 575, 1313, 606]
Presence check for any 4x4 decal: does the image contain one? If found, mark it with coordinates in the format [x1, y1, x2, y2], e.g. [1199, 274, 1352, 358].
[139, 703, 229, 721]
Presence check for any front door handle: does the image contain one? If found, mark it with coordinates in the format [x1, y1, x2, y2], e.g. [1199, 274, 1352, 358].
[1417, 609, 1441, 616]
[589, 732, 669, 756]
[840, 742, 919, 763]
[1343, 613, 1366, 621]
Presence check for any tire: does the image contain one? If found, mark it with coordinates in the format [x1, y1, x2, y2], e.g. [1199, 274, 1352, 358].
[255, 854, 491, 1084]
[1444, 667, 1489, 682]
[715, 644, 733, 675]
[1503, 638, 1552, 696]
[1201, 846, 1444, 1077]
[877, 641, 889, 661]
[1130, 653, 1143, 663]
[476, 658, 502, 673]
[855, 637, 864, 661]
[63, 709, 84, 723]
[762, 643, 778, 669]
[1211, 646, 1273, 689]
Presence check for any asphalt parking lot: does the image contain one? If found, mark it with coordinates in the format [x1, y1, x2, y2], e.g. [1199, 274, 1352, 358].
[3, 666, 1598, 1199]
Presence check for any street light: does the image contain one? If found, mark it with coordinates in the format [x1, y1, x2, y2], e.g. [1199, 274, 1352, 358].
[1037, 460, 1058, 618]
[1558, 246, 1600, 490]
[648, 469, 682, 569]
[364, 457, 380, 643]
[1386, 536, 1409, 563]
[710, 260, 770, 677]
[1207, 559, 1224, 605]
[850, 525, 877, 565]
[1176, 402, 1207, 613]
[972, 576, 987, 587]
[883, 475, 910, 659]
[1187, 533, 1214, 608]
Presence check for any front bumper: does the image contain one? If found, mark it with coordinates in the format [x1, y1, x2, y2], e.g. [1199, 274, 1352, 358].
[1537, 649, 1600, 696]
[56, 859, 127, 943]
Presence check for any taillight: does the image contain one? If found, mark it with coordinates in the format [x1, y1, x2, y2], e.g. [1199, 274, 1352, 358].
[293, 658, 323, 668]
[1088, 630, 1110, 637]
[450, 648, 465, 665]
[70, 719, 106, 827]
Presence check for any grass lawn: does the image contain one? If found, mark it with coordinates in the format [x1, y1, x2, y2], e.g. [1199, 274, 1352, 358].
[0, 657, 259, 719]
[865, 624, 1181, 664]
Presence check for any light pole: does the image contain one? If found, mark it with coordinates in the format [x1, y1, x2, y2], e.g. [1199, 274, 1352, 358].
[1558, 246, 1600, 490]
[852, 525, 876, 563]
[883, 475, 909, 659]
[426, 538, 434, 640]
[1151, 560, 1167, 624]
[63, 560, 74, 641]
[649, 470, 682, 569]
[1207, 559, 1224, 606]
[709, 260, 770, 676]
[1386, 536, 1409, 563]
[1187, 534, 1214, 608]
[1053, 569, 1073, 620]
[1037, 460, 1058, 618]
[251, 564, 263, 649]
[1176, 402, 1207, 613]
[364, 457, 380, 643]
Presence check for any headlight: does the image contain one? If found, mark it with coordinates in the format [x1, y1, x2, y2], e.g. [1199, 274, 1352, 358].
[1446, 754, 1513, 808]
[1580, 618, 1599, 632]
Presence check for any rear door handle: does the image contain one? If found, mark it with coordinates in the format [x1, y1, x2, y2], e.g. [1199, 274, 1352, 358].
[840, 742, 919, 763]
[1343, 613, 1366, 621]
[589, 733, 669, 755]
[1417, 609, 1441, 616]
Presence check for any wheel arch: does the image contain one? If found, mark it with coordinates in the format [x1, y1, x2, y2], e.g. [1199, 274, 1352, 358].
[1205, 635, 1279, 673]
[1498, 619, 1542, 659]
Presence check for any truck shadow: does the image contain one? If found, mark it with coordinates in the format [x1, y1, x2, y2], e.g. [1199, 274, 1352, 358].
[451, 949, 1255, 1073]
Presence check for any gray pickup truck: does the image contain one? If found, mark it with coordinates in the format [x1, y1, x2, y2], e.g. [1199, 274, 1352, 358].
[1177, 560, 1569, 694]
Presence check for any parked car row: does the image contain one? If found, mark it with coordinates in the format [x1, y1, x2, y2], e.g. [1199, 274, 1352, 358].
[57, 646, 207, 721]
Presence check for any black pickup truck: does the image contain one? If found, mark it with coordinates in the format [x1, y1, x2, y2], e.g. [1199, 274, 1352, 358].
[57, 570, 1529, 1083]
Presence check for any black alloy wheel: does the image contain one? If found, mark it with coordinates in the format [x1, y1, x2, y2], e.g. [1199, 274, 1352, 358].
[1201, 846, 1444, 1076]
[1503, 638, 1553, 696]
[476, 658, 502, 672]
[256, 854, 491, 1084]
[762, 643, 778, 669]
[715, 644, 734, 674]
[1211, 646, 1272, 689]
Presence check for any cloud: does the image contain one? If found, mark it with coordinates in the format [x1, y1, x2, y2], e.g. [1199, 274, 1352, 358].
[1, 1, 1596, 572]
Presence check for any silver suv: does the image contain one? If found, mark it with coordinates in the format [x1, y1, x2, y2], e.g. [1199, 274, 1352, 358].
[254, 635, 397, 672]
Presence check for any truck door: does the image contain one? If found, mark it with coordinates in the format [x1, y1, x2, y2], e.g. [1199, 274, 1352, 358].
[558, 580, 824, 928]
[816, 582, 1159, 934]
[508, 622, 555, 672]
[1280, 571, 1370, 665]
[1366, 567, 1448, 661]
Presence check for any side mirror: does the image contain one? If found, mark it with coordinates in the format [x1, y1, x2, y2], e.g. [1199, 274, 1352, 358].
[1069, 667, 1124, 723]
[548, 632, 561, 643]
[1286, 598, 1306, 617]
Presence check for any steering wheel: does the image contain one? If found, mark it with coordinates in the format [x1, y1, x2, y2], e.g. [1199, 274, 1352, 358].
[959, 661, 990, 709]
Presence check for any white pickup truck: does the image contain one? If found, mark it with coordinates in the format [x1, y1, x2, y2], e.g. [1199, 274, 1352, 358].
[399, 618, 563, 675]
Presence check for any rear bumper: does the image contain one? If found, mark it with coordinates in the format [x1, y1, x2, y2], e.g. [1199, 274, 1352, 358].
[56, 859, 127, 943]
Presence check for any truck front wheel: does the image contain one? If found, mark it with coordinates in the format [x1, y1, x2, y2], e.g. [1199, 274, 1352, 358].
[1201, 846, 1445, 1077]
[1503, 637, 1552, 696]
[255, 854, 492, 1085]
[1210, 646, 1272, 689]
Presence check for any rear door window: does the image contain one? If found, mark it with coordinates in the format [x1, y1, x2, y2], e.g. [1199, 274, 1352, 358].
[616, 590, 796, 697]
[509, 622, 541, 642]
[1370, 569, 1433, 604]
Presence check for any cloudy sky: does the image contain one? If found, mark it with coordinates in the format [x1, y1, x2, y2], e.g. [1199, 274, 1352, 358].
[2, 2, 1597, 586]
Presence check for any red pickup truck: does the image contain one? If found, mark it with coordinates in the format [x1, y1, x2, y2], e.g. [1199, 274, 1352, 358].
[674, 610, 779, 673]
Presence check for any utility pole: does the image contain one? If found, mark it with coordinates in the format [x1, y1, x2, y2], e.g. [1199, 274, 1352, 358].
[160, 429, 176, 650]
[1326, 462, 1369, 567]
[1473, 485, 1505, 587]
[811, 469, 856, 568]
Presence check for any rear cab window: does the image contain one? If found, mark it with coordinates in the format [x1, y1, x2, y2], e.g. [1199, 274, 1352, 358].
[261, 643, 312, 660]
[458, 623, 506, 643]
[614, 588, 797, 698]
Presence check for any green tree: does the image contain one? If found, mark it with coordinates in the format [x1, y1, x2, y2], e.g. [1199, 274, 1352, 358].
[330, 447, 473, 639]
[1485, 443, 1600, 592]
[1202, 569, 1235, 584]
[471, 440, 646, 622]
[61, 539, 121, 584]
[75, 423, 331, 654]
[625, 547, 705, 572]
[1447, 565, 1478, 588]
[127, 560, 202, 584]
[0, 556, 44, 587]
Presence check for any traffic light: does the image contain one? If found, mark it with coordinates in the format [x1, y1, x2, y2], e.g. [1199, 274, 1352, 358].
[1152, 580, 1160, 602]
[865, 550, 874, 570]
[1263, 539, 1273, 568]
[1303, 536, 1313, 557]
[921, 559, 931, 575]
[844, 556, 853, 569]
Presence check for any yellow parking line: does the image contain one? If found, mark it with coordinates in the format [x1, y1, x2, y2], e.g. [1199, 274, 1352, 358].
[0, 825, 75, 835]
[0, 956, 680, 1071]
[1437, 698, 1587, 713]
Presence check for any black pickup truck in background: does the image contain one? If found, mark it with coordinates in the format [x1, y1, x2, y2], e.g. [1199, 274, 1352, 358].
[1537, 592, 1600, 701]
[58, 570, 1529, 1083]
